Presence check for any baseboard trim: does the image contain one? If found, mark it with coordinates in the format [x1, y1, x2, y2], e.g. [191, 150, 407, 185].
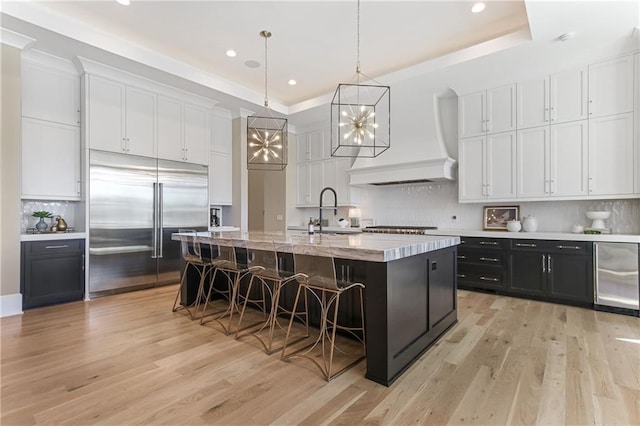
[0, 293, 23, 318]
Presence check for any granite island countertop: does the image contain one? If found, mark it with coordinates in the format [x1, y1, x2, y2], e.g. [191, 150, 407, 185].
[172, 231, 460, 262]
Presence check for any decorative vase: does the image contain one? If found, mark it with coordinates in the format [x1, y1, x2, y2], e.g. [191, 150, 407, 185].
[35, 217, 48, 231]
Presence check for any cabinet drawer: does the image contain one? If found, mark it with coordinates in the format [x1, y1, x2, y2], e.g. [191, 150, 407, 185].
[457, 269, 506, 289]
[459, 237, 507, 249]
[457, 251, 506, 267]
[510, 239, 590, 255]
[25, 239, 84, 255]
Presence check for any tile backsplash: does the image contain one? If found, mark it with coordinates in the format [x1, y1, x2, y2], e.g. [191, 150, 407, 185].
[21, 200, 79, 232]
[357, 181, 640, 234]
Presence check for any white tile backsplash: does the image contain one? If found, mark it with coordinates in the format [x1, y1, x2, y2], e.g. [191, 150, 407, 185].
[357, 181, 640, 234]
[21, 200, 79, 232]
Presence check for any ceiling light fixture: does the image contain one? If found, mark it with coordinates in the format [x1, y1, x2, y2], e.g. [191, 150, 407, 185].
[247, 30, 288, 171]
[331, 0, 390, 158]
[226, 49, 237, 57]
[288, 79, 297, 86]
[116, 0, 130, 5]
[471, 2, 485, 13]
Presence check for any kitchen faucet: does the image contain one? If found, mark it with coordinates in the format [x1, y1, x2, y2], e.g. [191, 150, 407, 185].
[319, 187, 337, 234]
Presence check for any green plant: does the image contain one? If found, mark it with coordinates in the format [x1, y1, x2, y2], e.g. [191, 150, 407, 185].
[32, 211, 53, 218]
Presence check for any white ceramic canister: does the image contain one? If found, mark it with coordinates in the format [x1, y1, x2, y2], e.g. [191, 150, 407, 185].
[506, 220, 522, 232]
[522, 215, 538, 232]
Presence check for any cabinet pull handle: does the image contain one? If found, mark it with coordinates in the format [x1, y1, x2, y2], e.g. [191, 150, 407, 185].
[45, 245, 70, 249]
[516, 243, 537, 247]
[556, 245, 581, 250]
[548, 255, 552, 273]
[82, 254, 86, 271]
[542, 254, 546, 273]
[457, 274, 466, 278]
[457, 255, 466, 260]
[480, 257, 499, 262]
[479, 276, 499, 282]
[479, 241, 499, 246]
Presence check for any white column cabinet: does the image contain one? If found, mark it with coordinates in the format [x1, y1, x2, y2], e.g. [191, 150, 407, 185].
[517, 78, 550, 130]
[550, 67, 588, 124]
[209, 151, 232, 205]
[211, 108, 232, 155]
[588, 113, 634, 196]
[459, 85, 516, 138]
[485, 132, 516, 199]
[296, 163, 310, 205]
[183, 104, 210, 165]
[156, 96, 183, 162]
[549, 120, 588, 197]
[124, 86, 156, 158]
[88, 75, 126, 153]
[308, 131, 328, 161]
[22, 118, 81, 200]
[588, 55, 634, 118]
[458, 136, 485, 201]
[517, 126, 549, 197]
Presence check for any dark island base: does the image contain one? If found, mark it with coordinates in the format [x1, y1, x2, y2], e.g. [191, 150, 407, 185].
[182, 245, 458, 386]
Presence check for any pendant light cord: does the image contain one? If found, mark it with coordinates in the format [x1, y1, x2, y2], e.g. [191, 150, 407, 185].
[356, 0, 361, 80]
[264, 33, 269, 107]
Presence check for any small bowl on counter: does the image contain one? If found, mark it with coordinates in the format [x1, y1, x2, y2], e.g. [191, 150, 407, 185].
[506, 220, 522, 232]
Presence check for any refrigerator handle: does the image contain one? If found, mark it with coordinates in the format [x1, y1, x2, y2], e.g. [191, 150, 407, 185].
[593, 243, 598, 303]
[152, 182, 158, 259]
[159, 182, 164, 258]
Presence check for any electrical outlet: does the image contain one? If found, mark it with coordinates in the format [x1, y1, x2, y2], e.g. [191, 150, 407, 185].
[452, 215, 457, 220]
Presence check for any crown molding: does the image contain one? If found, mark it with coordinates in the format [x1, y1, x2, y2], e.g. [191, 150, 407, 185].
[0, 28, 35, 50]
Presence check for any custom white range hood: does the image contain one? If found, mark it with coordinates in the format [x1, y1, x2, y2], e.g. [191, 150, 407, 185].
[349, 89, 457, 186]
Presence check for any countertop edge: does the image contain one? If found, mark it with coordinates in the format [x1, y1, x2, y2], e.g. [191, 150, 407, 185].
[424, 229, 640, 244]
[21, 232, 88, 242]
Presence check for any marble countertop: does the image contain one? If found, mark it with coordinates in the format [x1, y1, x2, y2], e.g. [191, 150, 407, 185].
[172, 231, 460, 262]
[424, 229, 640, 244]
[21, 232, 87, 242]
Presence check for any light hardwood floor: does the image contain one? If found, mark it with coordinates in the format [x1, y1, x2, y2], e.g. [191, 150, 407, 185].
[2, 286, 639, 425]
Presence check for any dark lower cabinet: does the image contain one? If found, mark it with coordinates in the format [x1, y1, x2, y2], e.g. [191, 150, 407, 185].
[547, 252, 593, 304]
[457, 237, 508, 291]
[21, 239, 86, 309]
[509, 251, 547, 296]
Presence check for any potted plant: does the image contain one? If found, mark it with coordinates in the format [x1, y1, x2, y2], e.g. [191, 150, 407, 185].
[32, 211, 53, 231]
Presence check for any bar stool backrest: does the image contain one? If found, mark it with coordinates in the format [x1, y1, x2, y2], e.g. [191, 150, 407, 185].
[293, 242, 338, 290]
[232, 238, 250, 269]
[249, 243, 279, 277]
[179, 229, 201, 263]
[216, 238, 237, 265]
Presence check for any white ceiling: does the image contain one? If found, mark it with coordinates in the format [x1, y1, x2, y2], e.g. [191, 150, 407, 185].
[1, 1, 638, 118]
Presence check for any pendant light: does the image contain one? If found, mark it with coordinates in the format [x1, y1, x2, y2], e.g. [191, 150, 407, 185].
[247, 30, 288, 171]
[331, 0, 390, 158]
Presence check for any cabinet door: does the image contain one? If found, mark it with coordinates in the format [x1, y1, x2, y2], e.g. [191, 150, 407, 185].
[308, 130, 327, 161]
[588, 55, 634, 118]
[296, 163, 310, 205]
[125, 86, 156, 158]
[458, 91, 485, 138]
[588, 113, 634, 195]
[296, 133, 310, 162]
[22, 118, 81, 200]
[486, 132, 516, 199]
[309, 162, 324, 206]
[209, 151, 232, 205]
[486, 84, 516, 134]
[458, 136, 485, 201]
[335, 158, 359, 205]
[211, 108, 232, 154]
[156, 96, 184, 162]
[549, 120, 588, 197]
[322, 160, 337, 194]
[547, 253, 592, 304]
[517, 77, 549, 129]
[550, 67, 588, 124]
[509, 252, 547, 296]
[517, 126, 549, 198]
[88, 75, 125, 153]
[22, 62, 80, 127]
[184, 104, 210, 165]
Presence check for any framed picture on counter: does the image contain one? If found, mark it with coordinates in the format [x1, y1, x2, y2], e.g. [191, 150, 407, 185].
[483, 206, 519, 231]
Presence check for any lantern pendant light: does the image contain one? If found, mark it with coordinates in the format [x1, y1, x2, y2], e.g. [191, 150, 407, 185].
[331, 0, 390, 158]
[247, 30, 288, 171]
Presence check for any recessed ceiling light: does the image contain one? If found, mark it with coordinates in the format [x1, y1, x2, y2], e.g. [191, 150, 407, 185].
[226, 49, 237, 57]
[116, 0, 130, 5]
[288, 79, 297, 86]
[471, 2, 485, 13]
[245, 60, 260, 69]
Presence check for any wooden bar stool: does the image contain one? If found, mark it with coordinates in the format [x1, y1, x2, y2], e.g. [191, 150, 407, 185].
[235, 241, 309, 355]
[281, 242, 366, 381]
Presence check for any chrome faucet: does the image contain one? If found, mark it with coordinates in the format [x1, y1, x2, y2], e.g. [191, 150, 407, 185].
[319, 187, 337, 234]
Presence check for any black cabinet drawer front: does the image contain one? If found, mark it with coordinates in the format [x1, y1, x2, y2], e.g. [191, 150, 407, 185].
[510, 239, 590, 254]
[459, 237, 506, 249]
[458, 251, 506, 266]
[457, 269, 506, 288]
[25, 239, 84, 255]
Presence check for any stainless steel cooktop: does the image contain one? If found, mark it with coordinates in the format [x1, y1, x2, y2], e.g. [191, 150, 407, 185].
[361, 226, 438, 235]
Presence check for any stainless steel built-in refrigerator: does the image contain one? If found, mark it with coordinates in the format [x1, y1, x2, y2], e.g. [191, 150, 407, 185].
[89, 150, 208, 296]
[594, 242, 639, 316]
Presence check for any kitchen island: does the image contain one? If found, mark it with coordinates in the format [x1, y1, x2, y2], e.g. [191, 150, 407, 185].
[172, 231, 460, 386]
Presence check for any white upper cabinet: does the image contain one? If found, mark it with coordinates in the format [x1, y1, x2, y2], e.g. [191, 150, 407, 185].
[550, 120, 588, 197]
[588, 55, 634, 118]
[88, 75, 126, 153]
[308, 130, 328, 161]
[124, 86, 156, 158]
[550, 67, 588, 124]
[211, 107, 232, 154]
[635, 53, 640, 195]
[22, 61, 80, 127]
[588, 113, 634, 196]
[209, 151, 232, 205]
[459, 85, 516, 138]
[183, 104, 210, 165]
[156, 96, 183, 162]
[22, 118, 80, 200]
[516, 126, 549, 197]
[296, 163, 310, 205]
[458, 136, 485, 201]
[517, 78, 550, 129]
[296, 133, 310, 163]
